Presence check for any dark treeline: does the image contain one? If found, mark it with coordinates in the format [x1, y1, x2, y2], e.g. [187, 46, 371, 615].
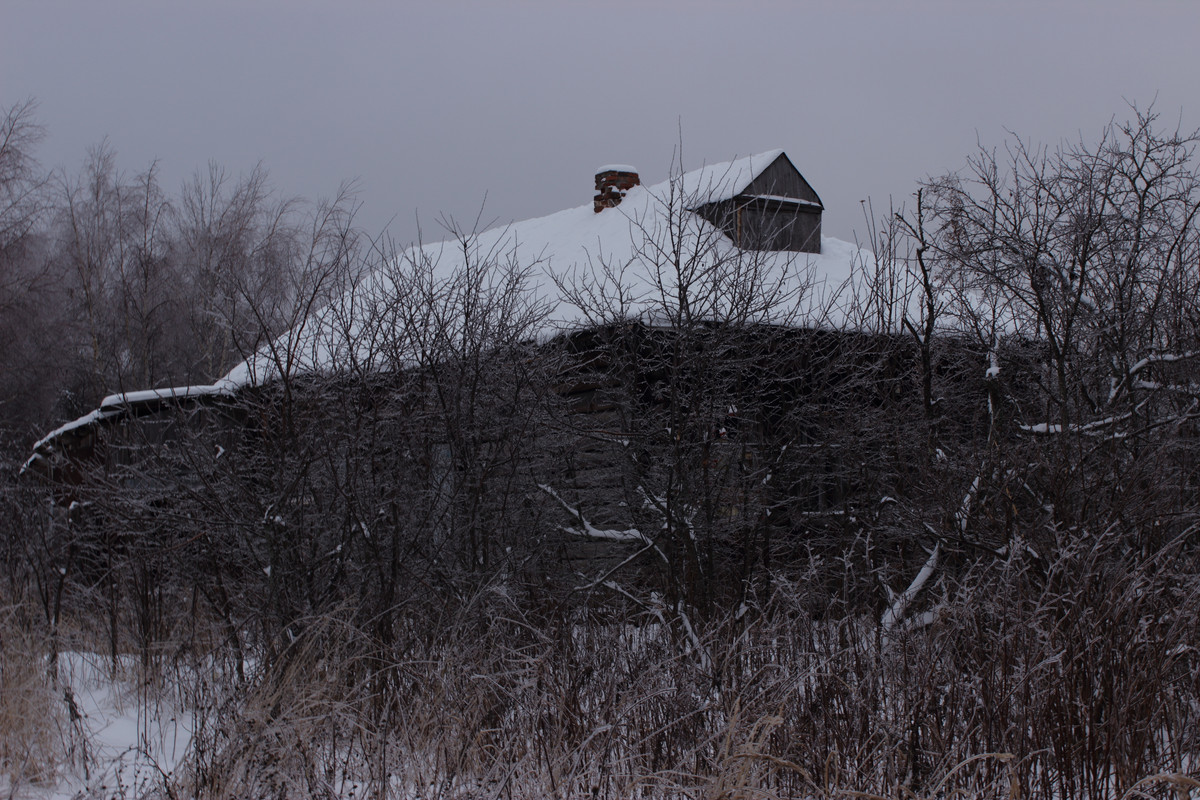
[0, 98, 359, 451]
[4, 101, 1200, 799]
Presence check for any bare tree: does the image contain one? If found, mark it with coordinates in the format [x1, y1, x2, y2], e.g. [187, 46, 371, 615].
[0, 98, 46, 270]
[175, 163, 305, 381]
[0, 100, 98, 442]
[54, 141, 164, 399]
[919, 106, 1200, 550]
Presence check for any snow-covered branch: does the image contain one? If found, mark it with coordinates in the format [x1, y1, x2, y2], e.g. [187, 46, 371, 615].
[538, 484, 664, 555]
[1019, 413, 1132, 436]
[881, 542, 940, 643]
[1128, 350, 1200, 377]
[955, 476, 981, 535]
[1108, 351, 1200, 406]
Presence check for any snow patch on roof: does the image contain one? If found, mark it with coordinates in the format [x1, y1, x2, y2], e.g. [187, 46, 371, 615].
[744, 194, 822, 209]
[678, 149, 785, 207]
[30, 408, 118, 455]
[100, 384, 233, 409]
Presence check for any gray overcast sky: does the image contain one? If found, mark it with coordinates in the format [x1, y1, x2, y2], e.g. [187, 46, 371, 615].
[4, 1, 1199, 247]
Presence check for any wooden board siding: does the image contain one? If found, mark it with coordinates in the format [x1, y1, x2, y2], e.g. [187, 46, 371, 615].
[738, 202, 821, 252]
[535, 324, 935, 581]
[742, 153, 823, 208]
[31, 322, 1006, 593]
[693, 198, 821, 253]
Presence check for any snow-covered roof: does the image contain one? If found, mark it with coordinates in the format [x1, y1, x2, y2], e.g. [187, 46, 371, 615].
[30, 385, 234, 455]
[23, 385, 237, 473]
[220, 149, 864, 388]
[678, 149, 785, 207]
[99, 384, 234, 409]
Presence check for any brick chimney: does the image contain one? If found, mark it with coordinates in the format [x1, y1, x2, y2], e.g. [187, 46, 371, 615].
[594, 165, 639, 212]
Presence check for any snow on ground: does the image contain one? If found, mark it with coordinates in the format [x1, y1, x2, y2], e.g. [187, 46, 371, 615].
[2, 653, 194, 800]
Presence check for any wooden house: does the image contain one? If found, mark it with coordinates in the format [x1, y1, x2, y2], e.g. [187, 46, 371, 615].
[23, 150, 927, 598]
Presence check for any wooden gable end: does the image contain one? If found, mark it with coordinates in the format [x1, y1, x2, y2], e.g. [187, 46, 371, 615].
[741, 152, 823, 208]
[692, 152, 823, 254]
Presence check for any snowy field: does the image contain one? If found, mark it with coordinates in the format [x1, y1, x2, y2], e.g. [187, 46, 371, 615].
[3, 653, 194, 800]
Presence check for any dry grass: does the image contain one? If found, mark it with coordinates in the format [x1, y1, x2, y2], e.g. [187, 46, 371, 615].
[4, 565, 1200, 799]
[0, 601, 64, 792]
[153, 543, 1200, 800]
[5, 529, 1199, 800]
[6, 501, 1200, 798]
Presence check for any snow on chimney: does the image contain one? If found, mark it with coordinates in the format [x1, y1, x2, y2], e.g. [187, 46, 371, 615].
[594, 165, 639, 212]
